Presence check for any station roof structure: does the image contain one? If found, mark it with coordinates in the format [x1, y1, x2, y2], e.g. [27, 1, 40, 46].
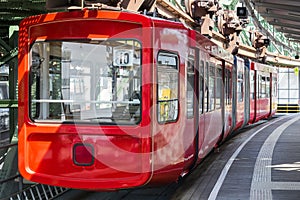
[0, 0, 300, 58]
[249, 0, 300, 42]
[0, 0, 46, 40]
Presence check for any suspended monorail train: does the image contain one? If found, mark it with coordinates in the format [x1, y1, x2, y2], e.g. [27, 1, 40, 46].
[18, 8, 277, 190]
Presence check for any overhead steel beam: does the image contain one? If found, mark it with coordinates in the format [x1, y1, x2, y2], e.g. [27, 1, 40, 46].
[254, 3, 300, 13]
[0, 1, 45, 9]
[0, 20, 21, 27]
[270, 21, 300, 31]
[287, 36, 300, 42]
[252, 0, 300, 7]
[242, 0, 300, 48]
[0, 38, 11, 52]
[0, 47, 18, 66]
[275, 29, 300, 36]
[0, 8, 45, 17]
[260, 13, 300, 23]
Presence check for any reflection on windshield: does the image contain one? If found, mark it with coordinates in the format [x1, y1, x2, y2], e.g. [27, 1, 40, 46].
[30, 39, 142, 124]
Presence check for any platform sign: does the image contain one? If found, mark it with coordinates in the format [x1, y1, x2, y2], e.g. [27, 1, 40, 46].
[113, 48, 134, 66]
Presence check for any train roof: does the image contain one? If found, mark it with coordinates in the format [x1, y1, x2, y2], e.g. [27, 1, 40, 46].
[20, 9, 233, 64]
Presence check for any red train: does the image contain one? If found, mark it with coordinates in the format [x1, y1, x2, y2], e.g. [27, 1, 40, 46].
[18, 9, 277, 190]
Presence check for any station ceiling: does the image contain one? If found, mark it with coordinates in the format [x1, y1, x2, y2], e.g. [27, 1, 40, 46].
[0, 0, 300, 44]
[250, 0, 300, 42]
[0, 0, 46, 42]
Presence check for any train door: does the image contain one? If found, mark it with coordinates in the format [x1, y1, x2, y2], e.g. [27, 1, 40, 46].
[249, 62, 256, 124]
[255, 70, 260, 121]
[232, 56, 245, 131]
[201, 58, 223, 156]
[266, 74, 271, 117]
[222, 63, 233, 138]
[270, 73, 278, 115]
[183, 48, 198, 172]
[243, 59, 250, 126]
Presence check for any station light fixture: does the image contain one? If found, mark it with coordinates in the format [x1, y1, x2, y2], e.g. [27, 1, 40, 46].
[237, 7, 247, 19]
[264, 38, 270, 46]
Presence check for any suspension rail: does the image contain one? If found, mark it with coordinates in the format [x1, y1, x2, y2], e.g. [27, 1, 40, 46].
[156, 0, 300, 67]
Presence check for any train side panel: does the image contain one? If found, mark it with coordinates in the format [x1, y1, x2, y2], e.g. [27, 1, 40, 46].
[194, 33, 234, 157]
[150, 20, 189, 182]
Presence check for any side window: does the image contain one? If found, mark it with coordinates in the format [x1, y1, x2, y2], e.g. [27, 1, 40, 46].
[260, 75, 266, 98]
[157, 51, 179, 123]
[205, 62, 209, 112]
[216, 67, 222, 109]
[237, 69, 244, 102]
[199, 60, 204, 114]
[186, 56, 195, 118]
[256, 73, 260, 99]
[209, 64, 215, 111]
[266, 76, 270, 98]
[225, 68, 232, 105]
[272, 75, 277, 97]
[250, 70, 255, 99]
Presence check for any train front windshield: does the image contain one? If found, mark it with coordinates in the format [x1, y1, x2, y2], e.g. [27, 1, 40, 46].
[29, 39, 142, 124]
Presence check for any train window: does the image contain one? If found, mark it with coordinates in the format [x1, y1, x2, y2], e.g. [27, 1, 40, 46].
[237, 69, 244, 102]
[215, 67, 222, 109]
[204, 62, 209, 112]
[250, 71, 255, 99]
[186, 55, 195, 118]
[209, 64, 215, 111]
[272, 76, 278, 97]
[260, 75, 266, 98]
[256, 73, 260, 99]
[199, 60, 204, 114]
[266, 76, 270, 98]
[157, 51, 179, 123]
[225, 68, 232, 105]
[29, 39, 142, 124]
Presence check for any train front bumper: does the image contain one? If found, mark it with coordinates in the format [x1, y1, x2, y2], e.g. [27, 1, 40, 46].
[19, 133, 152, 190]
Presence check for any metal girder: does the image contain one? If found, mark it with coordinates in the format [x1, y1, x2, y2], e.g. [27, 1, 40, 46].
[0, 20, 22, 27]
[270, 21, 300, 32]
[260, 11, 300, 24]
[0, 47, 18, 66]
[0, 100, 18, 108]
[0, 8, 45, 17]
[254, 2, 300, 13]
[0, 1, 46, 27]
[250, 0, 300, 43]
[0, 0, 299, 67]
[0, 38, 11, 52]
[0, 1, 45, 9]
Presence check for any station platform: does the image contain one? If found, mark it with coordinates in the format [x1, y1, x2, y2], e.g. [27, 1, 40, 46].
[56, 113, 300, 200]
